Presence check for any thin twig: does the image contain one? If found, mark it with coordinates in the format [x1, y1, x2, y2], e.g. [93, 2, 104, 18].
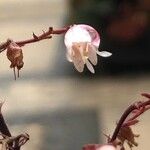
[109, 104, 137, 143]
[109, 93, 150, 143]
[0, 26, 70, 53]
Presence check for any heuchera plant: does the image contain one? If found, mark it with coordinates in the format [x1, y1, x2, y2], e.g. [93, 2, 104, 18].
[0, 24, 111, 79]
[0, 24, 149, 150]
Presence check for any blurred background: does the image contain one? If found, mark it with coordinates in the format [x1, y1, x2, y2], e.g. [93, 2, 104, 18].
[0, 0, 150, 149]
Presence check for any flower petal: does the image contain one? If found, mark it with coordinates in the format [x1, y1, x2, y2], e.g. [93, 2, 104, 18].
[66, 48, 73, 62]
[72, 45, 84, 72]
[64, 25, 91, 48]
[88, 44, 98, 65]
[85, 59, 95, 73]
[96, 51, 112, 57]
[79, 24, 100, 47]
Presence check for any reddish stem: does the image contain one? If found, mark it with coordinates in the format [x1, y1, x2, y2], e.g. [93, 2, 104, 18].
[124, 104, 150, 126]
[0, 26, 70, 52]
[109, 104, 137, 143]
[109, 93, 150, 143]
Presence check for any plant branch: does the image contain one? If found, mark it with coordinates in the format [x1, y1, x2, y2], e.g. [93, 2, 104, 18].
[0, 102, 29, 150]
[0, 26, 70, 53]
[109, 93, 150, 143]
[109, 104, 136, 143]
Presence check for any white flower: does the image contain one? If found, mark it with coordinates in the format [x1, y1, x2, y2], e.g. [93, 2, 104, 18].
[64, 24, 112, 73]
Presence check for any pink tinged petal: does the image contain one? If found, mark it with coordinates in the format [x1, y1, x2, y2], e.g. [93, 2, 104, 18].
[96, 51, 112, 57]
[72, 45, 84, 72]
[64, 25, 92, 48]
[87, 44, 98, 65]
[79, 24, 100, 47]
[85, 59, 95, 73]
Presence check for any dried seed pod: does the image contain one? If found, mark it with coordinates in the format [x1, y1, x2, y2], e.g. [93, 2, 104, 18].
[6, 40, 24, 80]
[117, 126, 139, 149]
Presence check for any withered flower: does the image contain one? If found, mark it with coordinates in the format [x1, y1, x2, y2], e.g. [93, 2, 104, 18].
[6, 39, 24, 80]
[116, 126, 139, 150]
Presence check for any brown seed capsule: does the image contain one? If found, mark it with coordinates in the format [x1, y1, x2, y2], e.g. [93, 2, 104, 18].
[6, 40, 24, 80]
[117, 126, 139, 149]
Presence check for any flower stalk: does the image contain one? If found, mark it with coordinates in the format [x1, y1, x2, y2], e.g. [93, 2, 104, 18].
[105, 93, 150, 150]
[0, 26, 70, 53]
[83, 93, 150, 150]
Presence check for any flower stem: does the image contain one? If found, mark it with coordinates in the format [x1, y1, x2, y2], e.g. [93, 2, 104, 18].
[0, 26, 70, 52]
[109, 93, 150, 143]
